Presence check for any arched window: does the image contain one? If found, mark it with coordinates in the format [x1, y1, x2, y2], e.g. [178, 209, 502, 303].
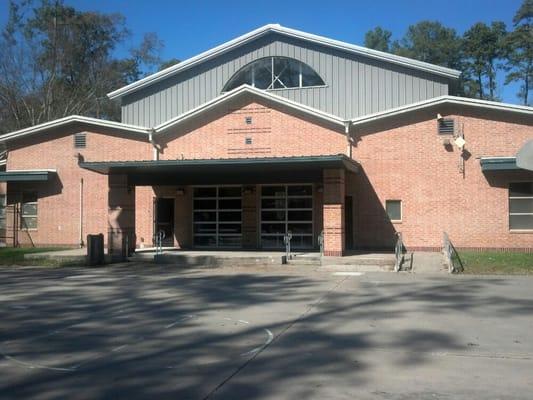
[223, 57, 325, 92]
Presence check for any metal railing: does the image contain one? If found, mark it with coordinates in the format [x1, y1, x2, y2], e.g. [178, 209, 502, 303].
[443, 232, 463, 273]
[394, 232, 404, 272]
[318, 230, 324, 257]
[155, 230, 166, 256]
[283, 231, 293, 262]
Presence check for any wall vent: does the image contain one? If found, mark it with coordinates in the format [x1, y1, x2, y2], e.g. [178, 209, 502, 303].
[245, 116, 252, 124]
[74, 132, 87, 148]
[438, 119, 454, 135]
[245, 137, 252, 145]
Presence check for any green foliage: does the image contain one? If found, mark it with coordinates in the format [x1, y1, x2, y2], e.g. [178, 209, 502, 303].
[0, 247, 71, 266]
[391, 21, 463, 70]
[505, 0, 533, 105]
[364, 27, 392, 52]
[361, 0, 532, 103]
[460, 251, 533, 275]
[463, 22, 507, 101]
[0, 0, 166, 133]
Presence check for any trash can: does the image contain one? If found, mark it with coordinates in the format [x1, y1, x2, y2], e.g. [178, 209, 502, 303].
[87, 234, 105, 266]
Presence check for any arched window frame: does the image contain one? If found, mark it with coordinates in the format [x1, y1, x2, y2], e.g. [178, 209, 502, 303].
[222, 56, 326, 92]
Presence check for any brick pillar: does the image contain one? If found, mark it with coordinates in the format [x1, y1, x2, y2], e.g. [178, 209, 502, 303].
[108, 174, 135, 261]
[242, 186, 258, 249]
[323, 168, 345, 256]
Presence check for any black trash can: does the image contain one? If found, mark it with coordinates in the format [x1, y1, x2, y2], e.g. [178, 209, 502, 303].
[87, 234, 105, 266]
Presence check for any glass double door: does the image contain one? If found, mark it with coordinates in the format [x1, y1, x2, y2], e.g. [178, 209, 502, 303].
[193, 186, 242, 248]
[260, 184, 314, 249]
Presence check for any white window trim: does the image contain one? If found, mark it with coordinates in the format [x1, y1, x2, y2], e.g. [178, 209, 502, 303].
[509, 182, 533, 232]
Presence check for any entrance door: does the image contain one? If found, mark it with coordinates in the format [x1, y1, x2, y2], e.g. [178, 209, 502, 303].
[260, 184, 313, 249]
[154, 198, 174, 246]
[345, 196, 353, 250]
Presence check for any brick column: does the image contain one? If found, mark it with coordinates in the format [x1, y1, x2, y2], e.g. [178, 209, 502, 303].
[108, 174, 135, 261]
[323, 168, 345, 256]
[242, 186, 258, 249]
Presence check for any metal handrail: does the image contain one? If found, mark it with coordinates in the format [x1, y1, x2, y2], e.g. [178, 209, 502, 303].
[443, 232, 463, 273]
[155, 230, 166, 255]
[318, 230, 324, 257]
[394, 232, 404, 272]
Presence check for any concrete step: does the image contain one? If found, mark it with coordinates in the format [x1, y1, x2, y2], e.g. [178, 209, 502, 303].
[289, 255, 321, 266]
[321, 254, 395, 266]
[318, 264, 394, 272]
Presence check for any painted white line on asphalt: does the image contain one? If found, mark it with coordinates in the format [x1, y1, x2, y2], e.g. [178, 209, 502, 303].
[240, 328, 274, 357]
[332, 272, 364, 276]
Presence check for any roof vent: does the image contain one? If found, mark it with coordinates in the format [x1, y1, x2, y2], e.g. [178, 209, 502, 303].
[438, 119, 454, 135]
[74, 132, 87, 148]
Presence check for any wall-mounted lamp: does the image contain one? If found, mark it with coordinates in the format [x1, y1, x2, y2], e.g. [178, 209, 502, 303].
[176, 188, 185, 196]
[437, 113, 443, 121]
[316, 185, 324, 193]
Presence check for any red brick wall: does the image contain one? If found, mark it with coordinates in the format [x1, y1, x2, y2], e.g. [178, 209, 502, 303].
[3, 99, 532, 252]
[159, 97, 347, 160]
[6, 130, 150, 246]
[352, 108, 533, 251]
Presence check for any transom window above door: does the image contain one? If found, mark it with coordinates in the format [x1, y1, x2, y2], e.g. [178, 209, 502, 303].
[223, 57, 325, 92]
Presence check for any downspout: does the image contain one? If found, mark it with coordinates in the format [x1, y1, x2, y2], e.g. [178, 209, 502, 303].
[344, 121, 353, 159]
[79, 178, 84, 247]
[149, 129, 159, 161]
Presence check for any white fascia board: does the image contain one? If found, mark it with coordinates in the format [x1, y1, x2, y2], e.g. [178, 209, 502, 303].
[5, 169, 57, 173]
[153, 85, 345, 134]
[108, 24, 281, 100]
[0, 115, 150, 143]
[479, 156, 517, 160]
[107, 24, 461, 100]
[351, 96, 533, 125]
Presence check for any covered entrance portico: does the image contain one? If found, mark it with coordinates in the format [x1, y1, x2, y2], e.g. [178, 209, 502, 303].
[80, 155, 358, 260]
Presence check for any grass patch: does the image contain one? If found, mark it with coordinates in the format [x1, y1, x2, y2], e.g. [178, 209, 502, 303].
[0, 247, 79, 267]
[460, 251, 533, 275]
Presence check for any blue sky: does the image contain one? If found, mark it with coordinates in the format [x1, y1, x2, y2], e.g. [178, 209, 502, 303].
[0, 0, 525, 103]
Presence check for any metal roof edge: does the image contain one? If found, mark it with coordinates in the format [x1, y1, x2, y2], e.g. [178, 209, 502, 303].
[351, 96, 533, 125]
[0, 115, 150, 143]
[107, 24, 461, 100]
[153, 85, 345, 134]
[479, 156, 519, 171]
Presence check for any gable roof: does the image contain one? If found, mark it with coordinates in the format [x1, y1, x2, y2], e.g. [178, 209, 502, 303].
[2, 90, 531, 145]
[0, 115, 150, 143]
[107, 24, 462, 100]
[153, 84, 346, 134]
[351, 95, 533, 125]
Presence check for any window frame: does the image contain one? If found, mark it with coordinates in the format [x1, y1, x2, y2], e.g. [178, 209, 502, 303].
[21, 192, 38, 231]
[222, 56, 327, 92]
[385, 200, 402, 223]
[509, 182, 533, 232]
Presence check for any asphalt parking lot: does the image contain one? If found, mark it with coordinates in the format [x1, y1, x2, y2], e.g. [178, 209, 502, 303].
[1, 265, 532, 399]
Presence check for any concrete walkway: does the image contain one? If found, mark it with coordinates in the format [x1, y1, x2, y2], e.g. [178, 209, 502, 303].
[410, 251, 447, 273]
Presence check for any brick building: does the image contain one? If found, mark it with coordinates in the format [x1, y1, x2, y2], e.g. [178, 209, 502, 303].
[0, 24, 532, 257]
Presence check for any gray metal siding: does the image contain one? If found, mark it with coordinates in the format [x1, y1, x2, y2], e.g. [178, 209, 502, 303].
[121, 34, 450, 126]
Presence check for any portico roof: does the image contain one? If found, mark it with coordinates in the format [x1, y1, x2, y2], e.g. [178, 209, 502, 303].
[0, 169, 57, 182]
[79, 154, 358, 185]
